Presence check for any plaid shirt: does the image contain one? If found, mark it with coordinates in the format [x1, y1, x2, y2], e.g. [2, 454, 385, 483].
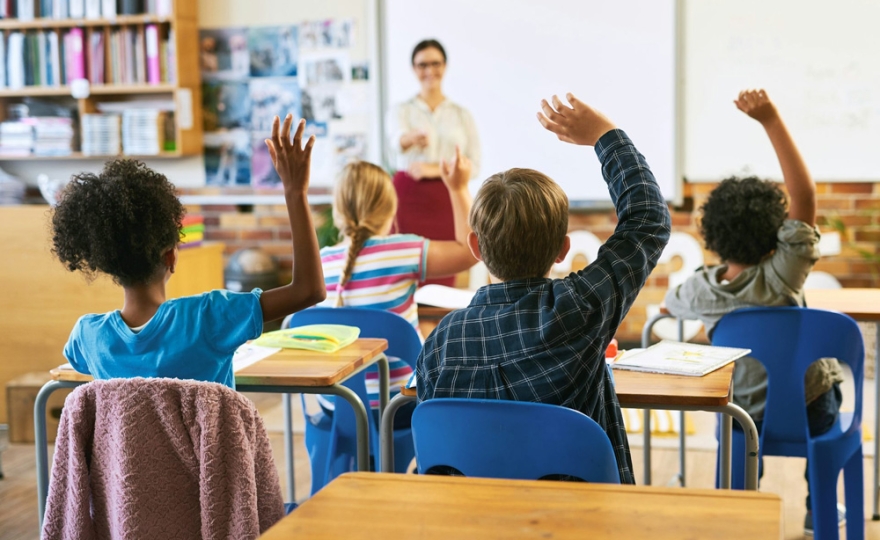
[416, 130, 671, 484]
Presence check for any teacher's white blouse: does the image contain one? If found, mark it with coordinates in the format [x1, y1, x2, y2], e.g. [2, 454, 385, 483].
[387, 97, 481, 179]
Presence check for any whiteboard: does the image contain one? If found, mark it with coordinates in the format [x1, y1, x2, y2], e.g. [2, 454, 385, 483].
[382, 0, 679, 204]
[685, 0, 880, 182]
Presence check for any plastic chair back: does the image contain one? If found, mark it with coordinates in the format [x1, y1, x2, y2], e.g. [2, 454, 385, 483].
[412, 398, 620, 483]
[713, 307, 863, 447]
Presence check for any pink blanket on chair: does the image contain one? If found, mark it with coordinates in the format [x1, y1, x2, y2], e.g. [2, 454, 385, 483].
[42, 378, 284, 540]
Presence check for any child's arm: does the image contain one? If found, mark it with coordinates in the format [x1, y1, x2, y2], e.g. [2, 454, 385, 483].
[258, 115, 327, 322]
[424, 145, 479, 278]
[735, 89, 816, 226]
[538, 93, 671, 330]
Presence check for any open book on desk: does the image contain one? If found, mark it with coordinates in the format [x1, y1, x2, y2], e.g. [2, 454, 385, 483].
[611, 340, 750, 377]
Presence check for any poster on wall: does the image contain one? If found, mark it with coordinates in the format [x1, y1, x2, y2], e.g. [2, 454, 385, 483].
[199, 18, 367, 189]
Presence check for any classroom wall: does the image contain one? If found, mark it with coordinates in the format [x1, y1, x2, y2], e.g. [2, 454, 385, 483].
[189, 180, 880, 343]
[3, 0, 372, 188]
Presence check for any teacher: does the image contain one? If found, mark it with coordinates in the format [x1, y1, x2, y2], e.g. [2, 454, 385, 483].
[387, 39, 481, 287]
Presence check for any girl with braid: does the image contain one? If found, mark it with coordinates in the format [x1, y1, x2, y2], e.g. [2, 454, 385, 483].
[316, 148, 477, 425]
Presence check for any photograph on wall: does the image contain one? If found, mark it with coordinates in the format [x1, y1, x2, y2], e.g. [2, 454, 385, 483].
[301, 54, 350, 86]
[204, 129, 252, 186]
[299, 19, 354, 50]
[248, 26, 299, 77]
[251, 134, 281, 188]
[351, 62, 369, 81]
[199, 28, 250, 81]
[333, 133, 367, 169]
[202, 81, 251, 131]
[249, 78, 302, 134]
[301, 85, 344, 123]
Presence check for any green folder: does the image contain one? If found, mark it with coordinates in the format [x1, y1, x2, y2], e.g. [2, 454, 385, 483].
[253, 324, 360, 353]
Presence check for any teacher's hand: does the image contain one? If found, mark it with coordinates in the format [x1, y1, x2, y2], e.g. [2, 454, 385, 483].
[400, 130, 429, 151]
[440, 146, 472, 192]
[408, 162, 441, 180]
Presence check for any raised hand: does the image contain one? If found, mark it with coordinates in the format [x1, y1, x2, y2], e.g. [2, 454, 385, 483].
[265, 114, 316, 195]
[734, 89, 779, 125]
[536, 93, 617, 147]
[440, 145, 472, 192]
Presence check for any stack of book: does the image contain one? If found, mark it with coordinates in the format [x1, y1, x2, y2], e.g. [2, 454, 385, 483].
[80, 113, 120, 156]
[23, 116, 73, 155]
[0, 121, 33, 156]
[179, 214, 204, 248]
[1, 0, 174, 20]
[98, 99, 173, 155]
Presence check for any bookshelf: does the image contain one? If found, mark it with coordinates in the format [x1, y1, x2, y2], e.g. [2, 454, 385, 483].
[0, 2, 202, 160]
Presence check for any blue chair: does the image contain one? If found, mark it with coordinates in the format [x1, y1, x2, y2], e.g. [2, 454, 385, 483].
[284, 307, 421, 495]
[712, 307, 864, 540]
[411, 398, 620, 483]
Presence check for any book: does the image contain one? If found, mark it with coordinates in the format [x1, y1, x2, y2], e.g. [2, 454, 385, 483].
[69, 0, 84, 18]
[7, 32, 24, 88]
[0, 31, 5, 88]
[100, 0, 114, 18]
[36, 31, 46, 86]
[611, 340, 751, 377]
[88, 30, 103, 83]
[16, 0, 33, 21]
[119, 0, 139, 14]
[84, 0, 99, 19]
[156, 0, 170, 16]
[145, 24, 160, 83]
[65, 28, 85, 82]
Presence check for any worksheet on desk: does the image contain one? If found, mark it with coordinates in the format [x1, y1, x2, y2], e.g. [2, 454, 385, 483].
[232, 344, 281, 373]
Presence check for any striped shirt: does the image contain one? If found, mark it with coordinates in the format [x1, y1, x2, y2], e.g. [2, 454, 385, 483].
[317, 234, 429, 410]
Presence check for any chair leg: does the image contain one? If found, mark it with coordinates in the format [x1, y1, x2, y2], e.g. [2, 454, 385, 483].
[808, 463, 842, 540]
[843, 449, 865, 540]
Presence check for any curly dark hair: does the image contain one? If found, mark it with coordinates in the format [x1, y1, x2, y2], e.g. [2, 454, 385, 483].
[51, 159, 184, 287]
[699, 176, 788, 265]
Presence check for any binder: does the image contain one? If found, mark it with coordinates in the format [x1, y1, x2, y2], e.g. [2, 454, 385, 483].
[0, 31, 6, 88]
[100, 0, 115, 18]
[145, 24, 160, 84]
[36, 31, 46, 85]
[7, 32, 24, 88]
[84, 0, 99, 19]
[16, 0, 34, 21]
[120, 0, 139, 15]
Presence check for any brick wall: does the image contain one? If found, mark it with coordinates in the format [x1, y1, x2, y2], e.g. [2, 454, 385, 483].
[185, 181, 880, 343]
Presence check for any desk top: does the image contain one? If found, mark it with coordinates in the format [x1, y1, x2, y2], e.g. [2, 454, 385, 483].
[401, 363, 734, 408]
[259, 472, 782, 540]
[805, 288, 880, 321]
[50, 338, 388, 388]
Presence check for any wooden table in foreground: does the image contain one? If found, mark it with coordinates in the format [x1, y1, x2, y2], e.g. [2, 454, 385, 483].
[259, 472, 783, 540]
[35, 338, 389, 523]
[806, 287, 880, 519]
[383, 363, 758, 490]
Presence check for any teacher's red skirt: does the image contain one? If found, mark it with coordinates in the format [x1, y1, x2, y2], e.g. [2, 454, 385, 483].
[392, 171, 456, 287]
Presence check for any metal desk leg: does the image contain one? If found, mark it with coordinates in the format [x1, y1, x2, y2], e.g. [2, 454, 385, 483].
[380, 394, 417, 473]
[722, 402, 760, 490]
[282, 393, 295, 502]
[718, 411, 732, 489]
[874, 321, 880, 520]
[35, 380, 83, 526]
[676, 318, 686, 487]
[327, 384, 371, 471]
[376, 355, 390, 423]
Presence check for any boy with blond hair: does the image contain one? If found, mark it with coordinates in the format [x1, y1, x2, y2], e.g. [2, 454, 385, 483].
[417, 93, 671, 483]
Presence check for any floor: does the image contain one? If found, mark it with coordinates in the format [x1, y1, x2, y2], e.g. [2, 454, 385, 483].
[1, 393, 879, 540]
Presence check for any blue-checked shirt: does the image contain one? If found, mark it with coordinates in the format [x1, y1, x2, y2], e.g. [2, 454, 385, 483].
[417, 130, 671, 484]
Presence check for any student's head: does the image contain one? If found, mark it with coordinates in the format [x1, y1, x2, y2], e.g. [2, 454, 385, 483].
[700, 176, 787, 265]
[332, 161, 398, 304]
[469, 168, 570, 281]
[51, 159, 184, 287]
[411, 39, 446, 92]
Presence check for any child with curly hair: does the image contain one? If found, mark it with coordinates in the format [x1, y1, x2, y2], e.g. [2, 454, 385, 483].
[664, 89, 843, 534]
[54, 116, 326, 388]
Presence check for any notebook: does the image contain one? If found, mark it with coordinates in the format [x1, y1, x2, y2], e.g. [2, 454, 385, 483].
[611, 340, 750, 377]
[253, 324, 360, 353]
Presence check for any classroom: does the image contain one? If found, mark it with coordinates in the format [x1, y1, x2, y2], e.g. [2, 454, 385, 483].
[0, 0, 878, 538]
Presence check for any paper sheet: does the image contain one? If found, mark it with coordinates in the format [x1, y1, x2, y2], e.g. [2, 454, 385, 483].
[232, 343, 281, 373]
[414, 285, 477, 310]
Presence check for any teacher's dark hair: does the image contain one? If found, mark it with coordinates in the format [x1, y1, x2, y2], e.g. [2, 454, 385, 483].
[411, 39, 447, 65]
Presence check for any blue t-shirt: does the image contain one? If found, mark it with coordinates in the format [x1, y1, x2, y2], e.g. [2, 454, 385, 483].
[63, 289, 264, 389]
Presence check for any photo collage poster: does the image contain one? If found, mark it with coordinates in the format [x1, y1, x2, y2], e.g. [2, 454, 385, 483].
[200, 19, 369, 188]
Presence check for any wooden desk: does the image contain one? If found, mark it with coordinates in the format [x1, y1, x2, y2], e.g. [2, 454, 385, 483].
[805, 287, 880, 519]
[35, 339, 390, 523]
[0, 205, 224, 422]
[382, 363, 758, 491]
[259, 472, 783, 540]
